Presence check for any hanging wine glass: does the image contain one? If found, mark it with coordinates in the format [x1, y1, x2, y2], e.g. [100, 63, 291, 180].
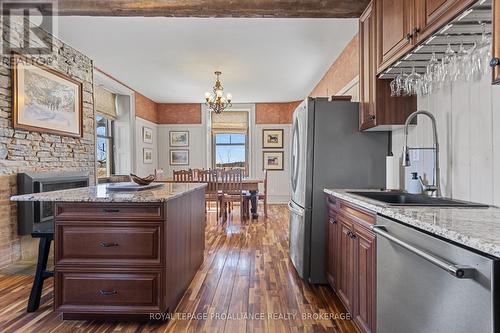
[440, 42, 456, 83]
[405, 67, 422, 96]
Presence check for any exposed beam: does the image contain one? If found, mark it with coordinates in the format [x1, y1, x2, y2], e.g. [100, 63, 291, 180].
[54, 0, 369, 18]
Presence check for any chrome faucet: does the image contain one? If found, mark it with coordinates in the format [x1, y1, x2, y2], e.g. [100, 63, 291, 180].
[402, 110, 441, 197]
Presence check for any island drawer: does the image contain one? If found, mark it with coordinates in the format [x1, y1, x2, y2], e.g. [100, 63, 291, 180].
[55, 270, 161, 311]
[54, 203, 164, 221]
[55, 224, 161, 265]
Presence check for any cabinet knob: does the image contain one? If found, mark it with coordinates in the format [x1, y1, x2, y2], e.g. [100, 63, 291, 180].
[369, 115, 376, 120]
[412, 27, 421, 35]
[406, 33, 413, 41]
[490, 58, 500, 68]
[330, 218, 337, 224]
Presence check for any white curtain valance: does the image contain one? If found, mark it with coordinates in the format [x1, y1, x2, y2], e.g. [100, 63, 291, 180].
[95, 86, 117, 120]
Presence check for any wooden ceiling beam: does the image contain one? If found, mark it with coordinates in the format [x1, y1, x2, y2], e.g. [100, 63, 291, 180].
[54, 0, 369, 18]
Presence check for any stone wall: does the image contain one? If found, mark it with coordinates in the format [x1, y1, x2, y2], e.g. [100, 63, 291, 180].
[0, 17, 95, 267]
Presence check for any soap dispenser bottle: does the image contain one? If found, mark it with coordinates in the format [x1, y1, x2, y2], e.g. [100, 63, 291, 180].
[408, 172, 422, 194]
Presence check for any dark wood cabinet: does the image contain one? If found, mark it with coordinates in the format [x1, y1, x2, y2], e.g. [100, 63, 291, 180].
[493, 0, 500, 84]
[376, 0, 415, 72]
[337, 215, 355, 312]
[54, 188, 206, 320]
[326, 196, 339, 289]
[359, 1, 416, 130]
[353, 223, 376, 333]
[325, 194, 377, 333]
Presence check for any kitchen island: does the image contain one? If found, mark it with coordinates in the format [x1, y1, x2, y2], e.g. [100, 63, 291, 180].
[11, 182, 206, 320]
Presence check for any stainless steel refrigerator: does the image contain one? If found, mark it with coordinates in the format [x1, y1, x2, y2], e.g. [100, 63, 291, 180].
[288, 97, 388, 284]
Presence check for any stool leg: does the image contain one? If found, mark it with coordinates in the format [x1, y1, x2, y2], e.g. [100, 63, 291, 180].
[27, 236, 52, 313]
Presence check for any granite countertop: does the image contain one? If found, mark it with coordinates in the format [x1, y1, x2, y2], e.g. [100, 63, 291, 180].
[324, 189, 500, 259]
[10, 182, 207, 203]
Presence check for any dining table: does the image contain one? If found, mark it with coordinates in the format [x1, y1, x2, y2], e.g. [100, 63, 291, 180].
[156, 176, 264, 219]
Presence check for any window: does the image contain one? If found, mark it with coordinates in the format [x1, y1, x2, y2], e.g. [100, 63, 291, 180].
[213, 133, 247, 170]
[96, 115, 114, 178]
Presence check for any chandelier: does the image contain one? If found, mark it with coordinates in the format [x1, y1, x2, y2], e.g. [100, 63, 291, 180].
[204, 71, 232, 114]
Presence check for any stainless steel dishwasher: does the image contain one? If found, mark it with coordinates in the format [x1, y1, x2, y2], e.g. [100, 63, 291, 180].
[374, 216, 499, 333]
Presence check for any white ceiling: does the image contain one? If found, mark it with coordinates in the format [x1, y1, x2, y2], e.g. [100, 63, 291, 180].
[57, 17, 357, 103]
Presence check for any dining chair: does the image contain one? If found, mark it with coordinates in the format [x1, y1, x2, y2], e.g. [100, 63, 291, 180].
[191, 168, 203, 182]
[198, 169, 221, 218]
[173, 169, 193, 182]
[220, 169, 246, 220]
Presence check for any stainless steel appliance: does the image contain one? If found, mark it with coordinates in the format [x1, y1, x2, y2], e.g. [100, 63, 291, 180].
[288, 97, 387, 283]
[375, 216, 500, 333]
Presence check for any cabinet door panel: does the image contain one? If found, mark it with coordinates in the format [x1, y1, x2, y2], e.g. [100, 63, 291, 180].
[416, 0, 476, 42]
[377, 0, 414, 71]
[354, 225, 376, 333]
[337, 215, 355, 312]
[359, 1, 377, 129]
[494, 0, 500, 84]
[326, 215, 338, 289]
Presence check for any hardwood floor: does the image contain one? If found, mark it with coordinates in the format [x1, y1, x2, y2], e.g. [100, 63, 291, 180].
[0, 204, 358, 333]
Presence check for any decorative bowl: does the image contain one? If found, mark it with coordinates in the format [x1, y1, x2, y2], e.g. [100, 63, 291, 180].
[130, 173, 156, 186]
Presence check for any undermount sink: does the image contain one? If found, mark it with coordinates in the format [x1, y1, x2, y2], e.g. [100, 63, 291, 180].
[348, 191, 489, 208]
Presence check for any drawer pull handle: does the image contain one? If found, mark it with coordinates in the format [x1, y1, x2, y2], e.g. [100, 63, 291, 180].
[102, 208, 120, 213]
[100, 242, 118, 247]
[330, 218, 337, 224]
[99, 289, 117, 296]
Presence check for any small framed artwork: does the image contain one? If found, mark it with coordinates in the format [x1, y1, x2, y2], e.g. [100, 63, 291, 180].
[143, 148, 153, 164]
[12, 53, 83, 137]
[263, 151, 284, 171]
[143, 126, 153, 143]
[262, 129, 284, 148]
[169, 131, 189, 147]
[170, 149, 189, 165]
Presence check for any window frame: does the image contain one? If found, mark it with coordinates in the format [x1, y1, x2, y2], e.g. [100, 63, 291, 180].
[212, 131, 248, 170]
[95, 115, 115, 178]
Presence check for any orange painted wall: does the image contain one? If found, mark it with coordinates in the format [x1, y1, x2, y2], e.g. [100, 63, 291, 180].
[157, 103, 202, 124]
[255, 101, 301, 124]
[310, 33, 359, 97]
[135, 92, 158, 123]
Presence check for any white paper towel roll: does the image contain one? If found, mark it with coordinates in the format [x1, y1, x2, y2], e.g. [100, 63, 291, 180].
[386, 155, 398, 190]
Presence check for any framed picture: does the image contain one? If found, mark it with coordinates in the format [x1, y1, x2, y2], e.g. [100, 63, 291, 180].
[12, 53, 83, 137]
[169, 131, 189, 147]
[263, 151, 284, 171]
[170, 149, 189, 165]
[262, 129, 284, 148]
[143, 148, 153, 164]
[143, 126, 153, 143]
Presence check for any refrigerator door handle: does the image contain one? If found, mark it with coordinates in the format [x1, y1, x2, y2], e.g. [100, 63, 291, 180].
[291, 119, 300, 192]
[287, 201, 304, 216]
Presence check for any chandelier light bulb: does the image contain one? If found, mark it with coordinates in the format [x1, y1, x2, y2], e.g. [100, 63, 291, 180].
[216, 89, 223, 97]
[204, 92, 211, 100]
[226, 93, 232, 101]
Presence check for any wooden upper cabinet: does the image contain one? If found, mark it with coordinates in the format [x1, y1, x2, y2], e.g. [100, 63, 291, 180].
[415, 0, 477, 42]
[376, 0, 415, 72]
[359, 1, 376, 129]
[493, 0, 500, 84]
